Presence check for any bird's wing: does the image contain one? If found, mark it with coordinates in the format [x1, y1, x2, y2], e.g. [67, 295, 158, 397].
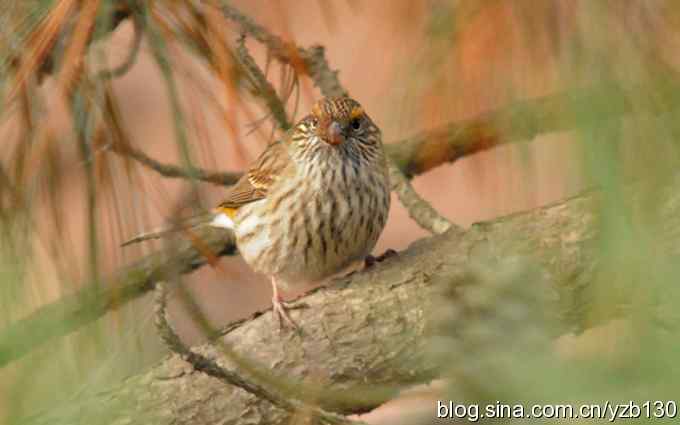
[215, 140, 290, 215]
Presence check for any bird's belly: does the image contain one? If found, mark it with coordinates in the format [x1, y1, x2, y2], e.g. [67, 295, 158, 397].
[233, 177, 388, 288]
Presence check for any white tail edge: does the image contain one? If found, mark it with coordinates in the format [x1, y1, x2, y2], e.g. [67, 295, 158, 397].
[210, 212, 234, 229]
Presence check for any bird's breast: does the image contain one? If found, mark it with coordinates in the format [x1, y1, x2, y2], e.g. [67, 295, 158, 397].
[234, 160, 390, 287]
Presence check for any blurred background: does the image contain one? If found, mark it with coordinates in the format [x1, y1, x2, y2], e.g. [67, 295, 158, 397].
[2, 1, 680, 423]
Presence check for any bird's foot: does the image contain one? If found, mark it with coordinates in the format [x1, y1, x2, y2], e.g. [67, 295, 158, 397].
[272, 296, 308, 332]
[364, 249, 398, 268]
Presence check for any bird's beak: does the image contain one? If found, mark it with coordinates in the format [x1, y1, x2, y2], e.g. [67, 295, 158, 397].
[326, 121, 345, 145]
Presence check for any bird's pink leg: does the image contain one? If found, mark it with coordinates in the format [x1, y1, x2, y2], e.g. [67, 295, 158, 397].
[271, 277, 300, 330]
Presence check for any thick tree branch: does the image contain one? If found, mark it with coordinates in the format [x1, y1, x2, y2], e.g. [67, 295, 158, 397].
[153, 282, 364, 425]
[386, 81, 680, 177]
[31, 171, 680, 425]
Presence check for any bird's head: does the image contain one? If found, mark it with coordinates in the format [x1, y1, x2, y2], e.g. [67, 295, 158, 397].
[292, 97, 381, 154]
[311, 97, 367, 146]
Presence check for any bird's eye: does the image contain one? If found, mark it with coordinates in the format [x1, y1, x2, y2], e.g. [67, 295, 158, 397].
[350, 118, 361, 130]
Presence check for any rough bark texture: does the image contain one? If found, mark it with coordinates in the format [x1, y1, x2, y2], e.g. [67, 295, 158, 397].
[26, 176, 642, 425]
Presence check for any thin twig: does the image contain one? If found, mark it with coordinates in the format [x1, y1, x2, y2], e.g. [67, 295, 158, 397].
[154, 282, 364, 425]
[217, 2, 346, 98]
[73, 90, 101, 286]
[100, 58, 239, 187]
[6, 0, 77, 103]
[388, 162, 456, 235]
[116, 143, 240, 186]
[236, 34, 290, 130]
[145, 7, 200, 193]
[120, 214, 210, 246]
[56, 0, 100, 98]
[98, 13, 143, 80]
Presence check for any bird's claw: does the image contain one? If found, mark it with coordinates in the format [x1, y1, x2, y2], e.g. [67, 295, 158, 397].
[364, 248, 398, 268]
[272, 298, 308, 332]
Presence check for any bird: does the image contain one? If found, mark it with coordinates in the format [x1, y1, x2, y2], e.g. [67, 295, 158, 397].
[210, 97, 391, 328]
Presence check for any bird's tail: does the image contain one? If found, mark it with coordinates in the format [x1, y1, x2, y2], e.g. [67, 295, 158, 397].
[121, 206, 239, 247]
[209, 206, 237, 229]
[121, 212, 214, 247]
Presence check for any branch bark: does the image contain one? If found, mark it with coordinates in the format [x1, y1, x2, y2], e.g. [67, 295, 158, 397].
[388, 162, 455, 234]
[385, 81, 679, 177]
[30, 172, 680, 425]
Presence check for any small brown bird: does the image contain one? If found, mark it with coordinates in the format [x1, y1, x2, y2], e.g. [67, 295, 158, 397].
[211, 97, 390, 327]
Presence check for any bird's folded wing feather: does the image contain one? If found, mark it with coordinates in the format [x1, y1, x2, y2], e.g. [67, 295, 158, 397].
[216, 140, 289, 212]
[123, 140, 292, 243]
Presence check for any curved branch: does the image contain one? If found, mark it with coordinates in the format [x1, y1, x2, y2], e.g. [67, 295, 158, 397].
[218, 2, 346, 98]
[154, 282, 363, 425]
[98, 14, 144, 80]
[388, 162, 455, 234]
[236, 35, 291, 130]
[117, 143, 240, 186]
